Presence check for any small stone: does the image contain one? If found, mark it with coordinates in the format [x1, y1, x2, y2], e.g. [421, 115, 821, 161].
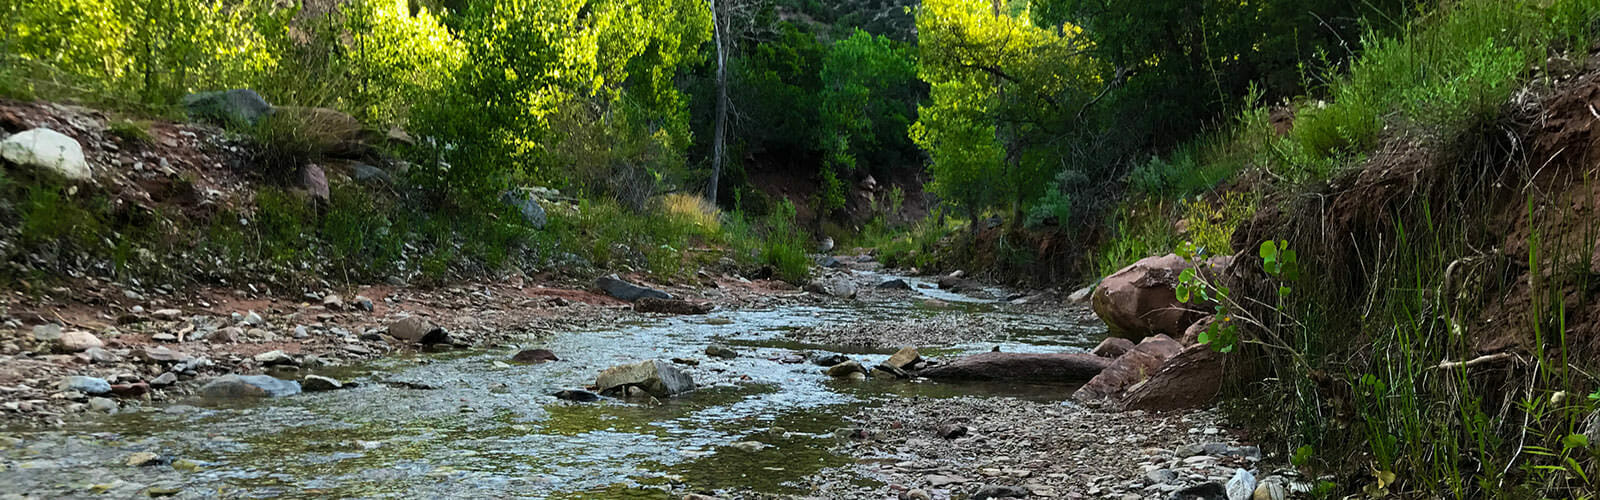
[302, 375, 343, 391]
[82, 347, 119, 363]
[811, 353, 849, 366]
[172, 459, 202, 472]
[151, 309, 183, 320]
[254, 350, 298, 366]
[705, 344, 739, 359]
[88, 397, 118, 412]
[971, 485, 1028, 499]
[58, 331, 105, 352]
[936, 422, 968, 439]
[1203, 442, 1229, 455]
[730, 441, 766, 453]
[32, 324, 63, 341]
[1146, 468, 1177, 485]
[322, 294, 344, 310]
[242, 311, 264, 326]
[150, 372, 178, 387]
[60, 376, 112, 395]
[902, 489, 931, 500]
[125, 452, 161, 467]
[151, 333, 177, 342]
[352, 295, 374, 311]
[145, 482, 182, 497]
[136, 347, 190, 364]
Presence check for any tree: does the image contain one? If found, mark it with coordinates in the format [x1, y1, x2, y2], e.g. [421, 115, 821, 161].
[816, 30, 919, 213]
[911, 0, 1102, 225]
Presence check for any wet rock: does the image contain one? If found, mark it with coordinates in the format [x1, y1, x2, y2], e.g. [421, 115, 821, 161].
[302, 375, 343, 391]
[321, 294, 344, 310]
[825, 360, 867, 378]
[877, 278, 914, 290]
[811, 353, 849, 366]
[804, 278, 858, 298]
[199, 374, 301, 399]
[636, 297, 713, 315]
[254, 350, 298, 366]
[818, 256, 843, 268]
[388, 316, 449, 344]
[145, 482, 183, 497]
[597, 275, 672, 302]
[730, 441, 767, 452]
[882, 346, 921, 370]
[1091, 254, 1229, 340]
[149, 372, 178, 387]
[936, 422, 968, 439]
[1121, 344, 1225, 411]
[512, 349, 560, 363]
[1090, 337, 1135, 358]
[553, 389, 600, 402]
[1226, 469, 1257, 500]
[183, 89, 272, 126]
[914, 352, 1110, 383]
[126, 451, 164, 467]
[1, 128, 91, 180]
[1076, 334, 1182, 401]
[352, 295, 375, 312]
[595, 360, 696, 397]
[671, 357, 700, 366]
[971, 485, 1028, 499]
[58, 330, 104, 352]
[705, 344, 738, 359]
[89, 397, 118, 412]
[60, 376, 112, 395]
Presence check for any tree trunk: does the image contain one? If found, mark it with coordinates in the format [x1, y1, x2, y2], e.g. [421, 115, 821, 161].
[706, 0, 729, 205]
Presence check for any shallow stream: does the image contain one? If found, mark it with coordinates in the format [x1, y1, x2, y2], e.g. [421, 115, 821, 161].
[2, 276, 1107, 498]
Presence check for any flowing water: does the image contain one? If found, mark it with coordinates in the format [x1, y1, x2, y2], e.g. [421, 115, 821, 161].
[1, 276, 1107, 499]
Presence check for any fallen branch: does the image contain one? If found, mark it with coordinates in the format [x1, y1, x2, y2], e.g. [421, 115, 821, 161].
[1435, 352, 1519, 371]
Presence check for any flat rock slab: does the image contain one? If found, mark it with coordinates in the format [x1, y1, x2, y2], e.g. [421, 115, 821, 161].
[1076, 334, 1182, 400]
[915, 352, 1110, 383]
[597, 275, 672, 302]
[200, 374, 301, 399]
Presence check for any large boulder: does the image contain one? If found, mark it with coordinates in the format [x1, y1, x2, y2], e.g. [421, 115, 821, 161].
[597, 275, 672, 302]
[1075, 334, 1183, 401]
[1120, 344, 1225, 411]
[595, 359, 696, 397]
[914, 352, 1110, 383]
[1, 128, 91, 180]
[183, 89, 273, 127]
[199, 374, 301, 399]
[1091, 254, 1230, 340]
[500, 189, 548, 229]
[388, 316, 449, 344]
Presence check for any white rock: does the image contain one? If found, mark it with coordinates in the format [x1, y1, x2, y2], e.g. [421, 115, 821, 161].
[1225, 468, 1256, 500]
[0, 128, 91, 180]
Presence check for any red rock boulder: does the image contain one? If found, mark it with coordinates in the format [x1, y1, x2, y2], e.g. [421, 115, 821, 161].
[1091, 254, 1230, 340]
[1120, 344, 1225, 411]
[1075, 334, 1183, 401]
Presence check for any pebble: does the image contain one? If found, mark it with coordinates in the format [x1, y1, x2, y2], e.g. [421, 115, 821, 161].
[125, 452, 161, 467]
[88, 397, 117, 413]
[730, 441, 766, 453]
[59, 376, 112, 395]
[302, 375, 343, 391]
[150, 372, 178, 387]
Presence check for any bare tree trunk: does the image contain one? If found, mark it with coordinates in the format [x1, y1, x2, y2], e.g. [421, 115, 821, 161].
[706, 0, 729, 205]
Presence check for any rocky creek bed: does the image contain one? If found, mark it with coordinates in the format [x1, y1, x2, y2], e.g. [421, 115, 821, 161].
[0, 271, 1282, 499]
